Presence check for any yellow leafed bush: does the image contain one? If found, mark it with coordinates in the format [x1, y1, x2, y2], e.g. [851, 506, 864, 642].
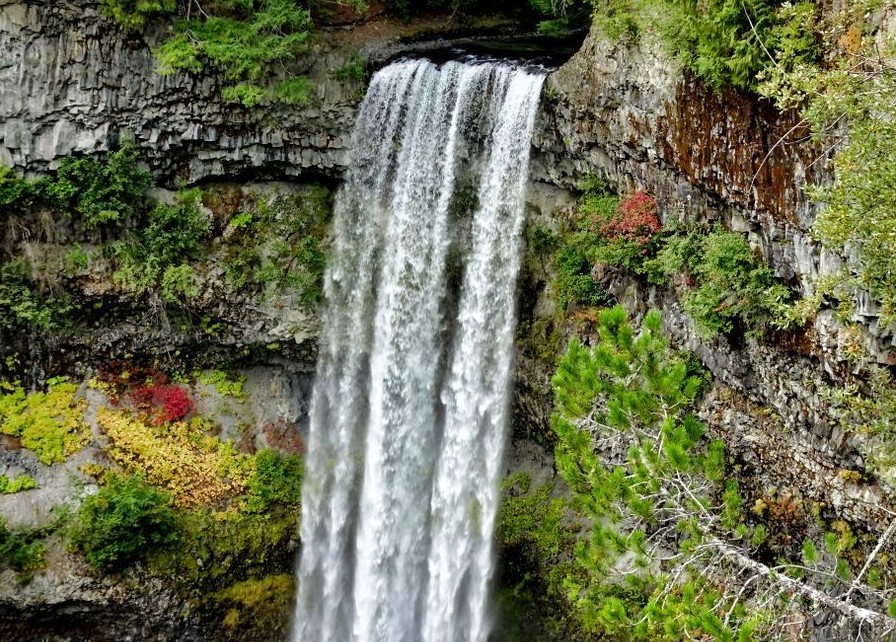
[0, 381, 90, 464]
[98, 408, 252, 508]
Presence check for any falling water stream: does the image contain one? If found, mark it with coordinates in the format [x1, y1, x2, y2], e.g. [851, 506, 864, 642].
[293, 57, 546, 642]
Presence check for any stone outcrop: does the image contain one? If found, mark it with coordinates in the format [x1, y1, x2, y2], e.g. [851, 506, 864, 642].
[522, 26, 896, 535]
[0, 0, 361, 184]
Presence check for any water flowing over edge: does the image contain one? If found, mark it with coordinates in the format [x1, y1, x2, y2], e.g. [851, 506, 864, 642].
[294, 57, 546, 642]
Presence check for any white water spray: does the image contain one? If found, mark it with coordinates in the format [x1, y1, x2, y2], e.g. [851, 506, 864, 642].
[294, 57, 545, 642]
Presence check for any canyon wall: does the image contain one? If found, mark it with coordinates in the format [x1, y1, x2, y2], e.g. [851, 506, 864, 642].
[2, 0, 895, 638]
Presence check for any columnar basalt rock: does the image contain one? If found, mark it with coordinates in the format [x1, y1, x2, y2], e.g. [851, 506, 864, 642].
[0, 0, 360, 184]
[535, 26, 896, 355]
[525, 27, 896, 536]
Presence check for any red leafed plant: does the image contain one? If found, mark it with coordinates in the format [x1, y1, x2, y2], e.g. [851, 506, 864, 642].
[152, 385, 194, 424]
[601, 191, 661, 247]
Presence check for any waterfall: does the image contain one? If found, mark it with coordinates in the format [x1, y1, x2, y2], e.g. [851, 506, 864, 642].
[294, 57, 545, 642]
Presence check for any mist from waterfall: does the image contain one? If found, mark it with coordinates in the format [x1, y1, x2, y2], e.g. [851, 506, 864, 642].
[293, 57, 545, 642]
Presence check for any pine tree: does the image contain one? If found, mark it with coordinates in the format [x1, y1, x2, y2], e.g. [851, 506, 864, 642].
[551, 305, 896, 640]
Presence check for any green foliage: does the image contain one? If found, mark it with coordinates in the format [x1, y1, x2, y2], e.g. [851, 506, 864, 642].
[154, 0, 314, 106]
[65, 245, 91, 274]
[534, 181, 621, 310]
[198, 369, 247, 400]
[554, 243, 612, 308]
[100, 0, 175, 29]
[334, 54, 366, 83]
[0, 259, 72, 333]
[142, 190, 210, 267]
[498, 472, 571, 560]
[549, 306, 767, 638]
[592, 0, 640, 41]
[0, 165, 35, 210]
[582, 188, 663, 277]
[41, 141, 152, 230]
[223, 186, 330, 304]
[0, 380, 90, 465]
[112, 189, 210, 303]
[810, 73, 896, 326]
[0, 518, 45, 575]
[0, 474, 38, 494]
[245, 450, 303, 512]
[656, 229, 791, 337]
[527, 0, 593, 37]
[69, 474, 178, 571]
[586, 0, 820, 92]
[160, 264, 199, 303]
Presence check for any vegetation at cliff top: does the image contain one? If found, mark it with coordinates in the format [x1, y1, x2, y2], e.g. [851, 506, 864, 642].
[101, 0, 566, 106]
[584, 0, 821, 93]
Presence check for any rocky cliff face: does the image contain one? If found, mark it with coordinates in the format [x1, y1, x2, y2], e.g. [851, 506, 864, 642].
[0, 0, 360, 183]
[525, 25, 894, 529]
[2, 1, 896, 639]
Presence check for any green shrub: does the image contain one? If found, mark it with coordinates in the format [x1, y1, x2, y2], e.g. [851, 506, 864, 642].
[246, 450, 303, 512]
[0, 474, 38, 494]
[111, 188, 209, 302]
[101, 0, 175, 29]
[40, 142, 152, 230]
[0, 165, 35, 210]
[554, 243, 612, 308]
[334, 54, 366, 83]
[69, 474, 178, 571]
[0, 259, 73, 333]
[154, 0, 315, 107]
[657, 229, 791, 337]
[141, 190, 209, 266]
[0, 518, 45, 574]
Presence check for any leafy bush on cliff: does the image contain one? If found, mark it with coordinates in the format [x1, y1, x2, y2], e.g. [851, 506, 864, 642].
[0, 380, 91, 465]
[0, 259, 73, 333]
[70, 474, 178, 571]
[41, 141, 153, 232]
[0, 518, 45, 575]
[245, 449, 304, 512]
[654, 228, 792, 337]
[759, 20, 896, 327]
[101, 0, 175, 29]
[587, 0, 820, 92]
[103, 0, 316, 106]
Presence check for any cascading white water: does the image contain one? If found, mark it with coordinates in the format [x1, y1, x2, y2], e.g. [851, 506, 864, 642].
[294, 57, 545, 642]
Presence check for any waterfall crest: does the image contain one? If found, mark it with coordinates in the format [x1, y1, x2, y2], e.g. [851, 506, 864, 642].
[294, 58, 545, 642]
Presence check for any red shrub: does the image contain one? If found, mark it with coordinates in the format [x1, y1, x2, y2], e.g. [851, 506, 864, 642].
[152, 385, 195, 424]
[601, 191, 661, 247]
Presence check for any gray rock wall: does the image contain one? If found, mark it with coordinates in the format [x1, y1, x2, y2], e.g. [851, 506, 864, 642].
[0, 0, 360, 184]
